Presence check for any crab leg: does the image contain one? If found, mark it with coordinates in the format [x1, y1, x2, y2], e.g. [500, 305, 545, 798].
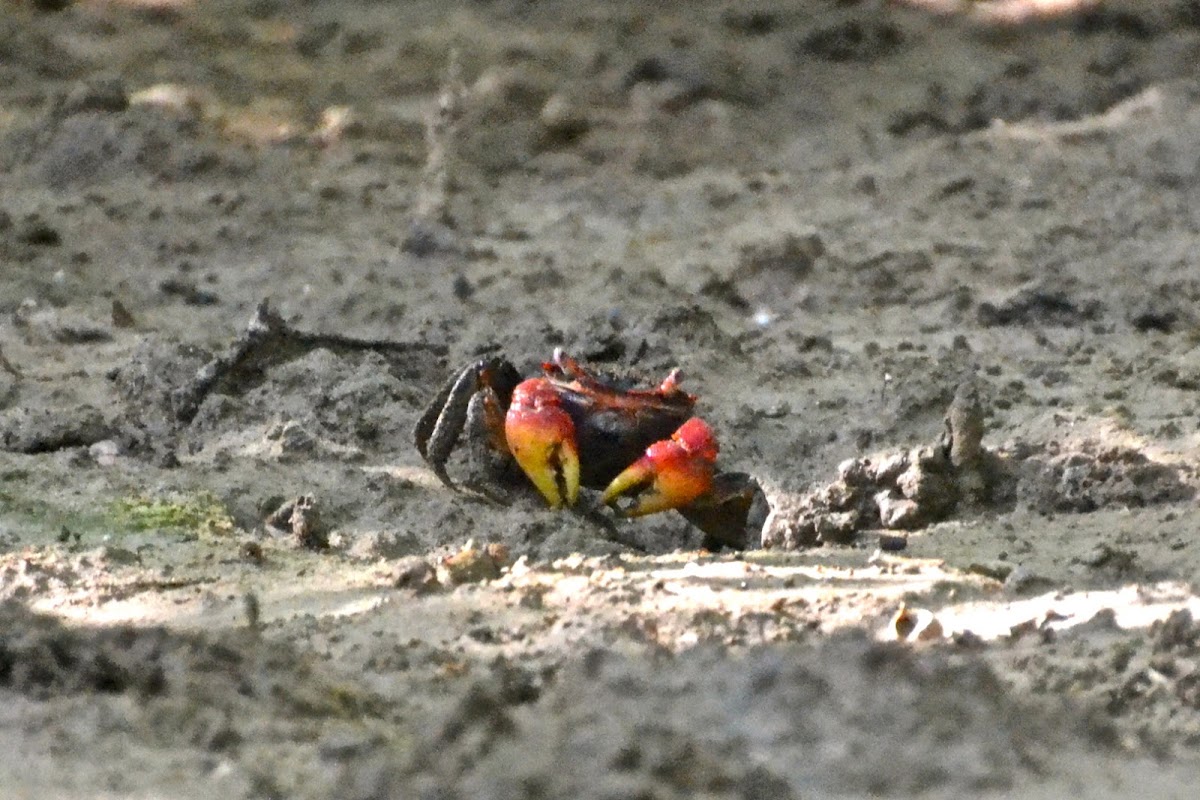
[413, 357, 522, 491]
[550, 348, 690, 403]
[602, 417, 717, 517]
[505, 379, 581, 508]
[413, 362, 485, 489]
[677, 471, 764, 551]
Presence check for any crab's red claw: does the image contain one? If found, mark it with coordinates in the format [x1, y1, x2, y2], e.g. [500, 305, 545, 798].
[602, 417, 718, 517]
[505, 380, 581, 508]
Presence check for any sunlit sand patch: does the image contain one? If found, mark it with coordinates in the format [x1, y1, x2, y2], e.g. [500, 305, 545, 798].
[214, 102, 301, 146]
[898, 0, 1100, 24]
[499, 551, 982, 641]
[363, 464, 447, 490]
[13, 502, 1198, 652]
[510, 553, 1200, 646]
[131, 84, 308, 147]
[129, 83, 211, 119]
[981, 87, 1166, 145]
[36, 583, 388, 628]
[932, 582, 1200, 640]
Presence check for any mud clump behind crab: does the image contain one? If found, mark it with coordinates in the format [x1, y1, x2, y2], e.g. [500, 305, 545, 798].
[761, 377, 1196, 550]
[414, 349, 767, 550]
[763, 379, 1003, 549]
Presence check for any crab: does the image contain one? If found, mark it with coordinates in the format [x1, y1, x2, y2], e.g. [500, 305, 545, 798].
[413, 349, 764, 550]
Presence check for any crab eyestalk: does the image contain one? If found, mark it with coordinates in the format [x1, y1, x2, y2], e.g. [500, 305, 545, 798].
[505, 379, 581, 508]
[602, 417, 718, 517]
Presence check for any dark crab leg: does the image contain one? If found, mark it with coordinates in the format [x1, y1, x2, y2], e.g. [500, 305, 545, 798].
[413, 356, 521, 490]
[413, 362, 481, 489]
[459, 389, 517, 504]
[677, 471, 765, 551]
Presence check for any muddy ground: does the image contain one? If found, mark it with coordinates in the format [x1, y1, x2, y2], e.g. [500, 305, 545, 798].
[3, 0, 1200, 797]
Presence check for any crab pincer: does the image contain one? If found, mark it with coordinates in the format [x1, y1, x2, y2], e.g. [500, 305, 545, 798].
[504, 378, 581, 508]
[601, 417, 718, 516]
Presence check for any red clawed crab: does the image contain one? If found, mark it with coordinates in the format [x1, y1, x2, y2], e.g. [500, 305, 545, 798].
[414, 349, 763, 549]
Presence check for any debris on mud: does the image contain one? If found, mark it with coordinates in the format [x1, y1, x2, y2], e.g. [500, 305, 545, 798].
[762, 444, 959, 548]
[2, 76, 224, 188]
[890, 604, 944, 643]
[265, 494, 327, 550]
[763, 379, 1002, 548]
[439, 540, 511, 585]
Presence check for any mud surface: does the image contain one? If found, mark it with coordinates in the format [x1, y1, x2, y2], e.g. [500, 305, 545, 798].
[3, 1, 1200, 797]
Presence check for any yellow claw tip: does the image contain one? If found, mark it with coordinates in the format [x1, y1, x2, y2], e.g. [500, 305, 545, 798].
[561, 446, 580, 506]
[603, 430, 715, 517]
[601, 462, 651, 508]
[514, 438, 580, 509]
[505, 402, 580, 508]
